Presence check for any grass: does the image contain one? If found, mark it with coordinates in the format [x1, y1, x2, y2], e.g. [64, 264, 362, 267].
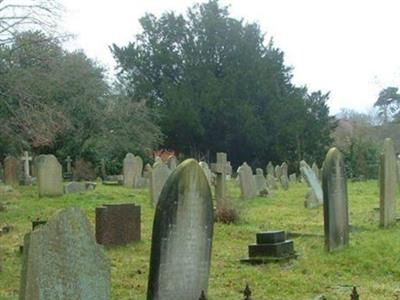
[0, 179, 399, 300]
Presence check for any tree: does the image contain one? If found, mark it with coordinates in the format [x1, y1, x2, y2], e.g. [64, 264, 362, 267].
[374, 87, 400, 124]
[0, 0, 63, 45]
[112, 0, 335, 168]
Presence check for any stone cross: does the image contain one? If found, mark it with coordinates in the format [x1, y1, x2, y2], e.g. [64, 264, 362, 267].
[147, 159, 213, 300]
[322, 147, 349, 252]
[20, 151, 32, 178]
[65, 156, 72, 174]
[379, 138, 397, 228]
[210, 152, 228, 206]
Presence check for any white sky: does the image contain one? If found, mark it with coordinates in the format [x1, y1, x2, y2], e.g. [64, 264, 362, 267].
[61, 0, 400, 114]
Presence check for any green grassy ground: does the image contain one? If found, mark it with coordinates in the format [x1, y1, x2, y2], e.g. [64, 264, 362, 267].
[0, 179, 398, 300]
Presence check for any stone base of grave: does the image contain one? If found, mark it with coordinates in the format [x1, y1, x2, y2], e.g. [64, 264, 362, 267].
[241, 230, 296, 265]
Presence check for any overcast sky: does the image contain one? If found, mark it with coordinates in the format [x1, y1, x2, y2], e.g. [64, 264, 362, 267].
[61, 0, 400, 114]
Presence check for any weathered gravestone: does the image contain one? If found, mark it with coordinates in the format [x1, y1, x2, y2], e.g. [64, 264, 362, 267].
[211, 153, 229, 206]
[238, 163, 258, 200]
[312, 162, 320, 181]
[123, 153, 143, 188]
[147, 159, 213, 300]
[280, 175, 289, 190]
[36, 155, 63, 197]
[199, 161, 212, 189]
[255, 168, 268, 195]
[167, 155, 177, 171]
[281, 162, 288, 178]
[266, 161, 274, 177]
[275, 165, 282, 179]
[19, 207, 110, 300]
[20, 151, 32, 185]
[4, 156, 19, 187]
[289, 173, 297, 182]
[322, 148, 349, 251]
[266, 174, 278, 190]
[379, 138, 397, 228]
[96, 203, 141, 246]
[300, 160, 323, 207]
[150, 162, 171, 206]
[226, 161, 232, 180]
[64, 182, 96, 194]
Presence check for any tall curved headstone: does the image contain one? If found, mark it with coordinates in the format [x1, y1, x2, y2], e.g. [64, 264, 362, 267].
[379, 138, 397, 228]
[147, 159, 213, 300]
[4, 156, 19, 186]
[322, 148, 349, 251]
[37, 155, 63, 197]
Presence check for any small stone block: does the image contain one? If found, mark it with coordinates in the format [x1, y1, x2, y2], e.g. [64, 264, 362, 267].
[248, 240, 294, 258]
[256, 231, 285, 244]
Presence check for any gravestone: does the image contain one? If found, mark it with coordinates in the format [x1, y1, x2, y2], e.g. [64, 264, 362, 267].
[280, 175, 289, 190]
[322, 148, 349, 251]
[255, 168, 268, 194]
[96, 203, 141, 246]
[64, 182, 95, 194]
[238, 163, 258, 200]
[275, 165, 282, 179]
[4, 156, 19, 186]
[241, 231, 296, 264]
[266, 174, 278, 190]
[20, 207, 110, 300]
[300, 160, 323, 205]
[167, 155, 177, 171]
[304, 189, 319, 209]
[64, 156, 73, 180]
[150, 162, 171, 206]
[123, 153, 143, 188]
[312, 162, 320, 181]
[20, 151, 32, 185]
[266, 161, 274, 177]
[226, 161, 232, 180]
[36, 155, 63, 197]
[199, 161, 212, 188]
[379, 138, 397, 228]
[281, 162, 288, 178]
[289, 173, 297, 182]
[211, 153, 229, 206]
[147, 159, 213, 300]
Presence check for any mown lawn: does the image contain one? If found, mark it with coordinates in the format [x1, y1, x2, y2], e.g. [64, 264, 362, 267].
[0, 179, 399, 300]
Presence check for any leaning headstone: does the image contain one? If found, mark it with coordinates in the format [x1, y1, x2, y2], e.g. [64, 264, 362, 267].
[19, 207, 110, 300]
[147, 159, 213, 300]
[211, 153, 228, 206]
[4, 156, 19, 187]
[36, 155, 63, 197]
[96, 203, 141, 246]
[322, 148, 349, 251]
[199, 161, 212, 188]
[300, 160, 323, 205]
[266, 161, 274, 177]
[312, 162, 320, 181]
[281, 162, 288, 178]
[304, 189, 319, 209]
[167, 155, 177, 171]
[238, 163, 258, 200]
[379, 138, 397, 228]
[149, 162, 171, 206]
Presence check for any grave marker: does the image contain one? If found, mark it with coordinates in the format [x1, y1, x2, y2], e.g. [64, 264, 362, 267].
[36, 155, 63, 197]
